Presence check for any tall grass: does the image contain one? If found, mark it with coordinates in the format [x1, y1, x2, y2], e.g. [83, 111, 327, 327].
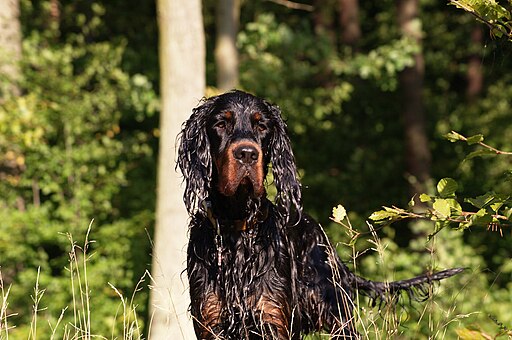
[0, 220, 147, 340]
[326, 211, 467, 340]
[1, 269, 14, 338]
[1, 216, 468, 339]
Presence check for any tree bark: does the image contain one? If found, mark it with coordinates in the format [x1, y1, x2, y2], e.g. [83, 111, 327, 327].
[313, 0, 335, 38]
[0, 0, 22, 98]
[313, 0, 337, 86]
[215, 0, 240, 91]
[339, 0, 361, 48]
[397, 0, 431, 197]
[467, 25, 483, 101]
[149, 0, 205, 338]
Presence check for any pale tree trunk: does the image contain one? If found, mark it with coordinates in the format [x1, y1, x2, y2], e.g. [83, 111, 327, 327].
[215, 0, 240, 91]
[397, 0, 431, 198]
[0, 0, 23, 209]
[339, 0, 361, 49]
[0, 0, 22, 98]
[149, 0, 205, 338]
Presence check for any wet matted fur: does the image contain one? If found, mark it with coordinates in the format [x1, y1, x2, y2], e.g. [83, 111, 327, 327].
[177, 90, 463, 339]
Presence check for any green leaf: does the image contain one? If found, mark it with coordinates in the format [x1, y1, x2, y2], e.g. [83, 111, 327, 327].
[465, 193, 496, 209]
[427, 221, 449, 241]
[447, 198, 462, 213]
[455, 327, 489, 340]
[490, 201, 504, 213]
[419, 193, 432, 202]
[464, 149, 496, 161]
[491, 27, 504, 38]
[369, 209, 398, 221]
[433, 199, 451, 218]
[468, 209, 493, 227]
[465, 134, 484, 145]
[504, 208, 512, 220]
[437, 178, 458, 198]
[332, 204, 347, 223]
[444, 130, 465, 142]
[458, 221, 471, 230]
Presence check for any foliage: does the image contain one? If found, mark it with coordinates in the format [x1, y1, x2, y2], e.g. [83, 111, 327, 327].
[0, 225, 147, 339]
[234, 1, 512, 338]
[370, 130, 512, 233]
[367, 130, 512, 337]
[2, 0, 512, 338]
[0, 2, 157, 336]
[450, 0, 512, 40]
[331, 204, 485, 338]
[237, 10, 418, 227]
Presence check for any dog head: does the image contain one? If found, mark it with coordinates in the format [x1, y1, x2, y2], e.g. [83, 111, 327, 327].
[177, 90, 301, 222]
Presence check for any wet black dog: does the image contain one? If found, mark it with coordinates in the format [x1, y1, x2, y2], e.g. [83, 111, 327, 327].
[177, 90, 462, 339]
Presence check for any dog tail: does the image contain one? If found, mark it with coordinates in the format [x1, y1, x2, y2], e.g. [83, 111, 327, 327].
[352, 268, 464, 306]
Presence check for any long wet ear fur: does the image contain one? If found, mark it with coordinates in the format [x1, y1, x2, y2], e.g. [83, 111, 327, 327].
[265, 101, 302, 224]
[177, 97, 216, 215]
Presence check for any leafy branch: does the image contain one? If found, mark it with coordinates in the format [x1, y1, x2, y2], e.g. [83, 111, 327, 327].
[449, 0, 512, 40]
[445, 130, 512, 158]
[370, 132, 512, 237]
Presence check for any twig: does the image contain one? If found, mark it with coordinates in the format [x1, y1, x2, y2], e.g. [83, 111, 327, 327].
[450, 130, 512, 155]
[475, 140, 512, 156]
[267, 0, 314, 11]
[388, 205, 512, 227]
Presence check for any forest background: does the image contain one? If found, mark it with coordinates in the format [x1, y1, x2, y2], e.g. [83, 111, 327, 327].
[1, 0, 512, 339]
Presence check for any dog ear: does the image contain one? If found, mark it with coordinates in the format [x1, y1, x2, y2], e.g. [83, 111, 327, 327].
[177, 97, 216, 215]
[265, 101, 302, 224]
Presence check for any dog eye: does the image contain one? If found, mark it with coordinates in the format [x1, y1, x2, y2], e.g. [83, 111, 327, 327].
[214, 121, 226, 129]
[257, 123, 267, 132]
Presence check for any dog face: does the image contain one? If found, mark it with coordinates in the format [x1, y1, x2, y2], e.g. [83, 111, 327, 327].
[205, 92, 274, 198]
[178, 90, 301, 221]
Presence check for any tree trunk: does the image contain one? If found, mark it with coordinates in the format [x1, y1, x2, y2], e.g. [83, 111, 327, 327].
[313, 0, 337, 86]
[0, 0, 23, 207]
[0, 0, 22, 98]
[149, 0, 205, 338]
[313, 0, 335, 38]
[397, 0, 431, 198]
[49, 0, 60, 28]
[215, 0, 240, 91]
[339, 0, 361, 48]
[467, 25, 483, 101]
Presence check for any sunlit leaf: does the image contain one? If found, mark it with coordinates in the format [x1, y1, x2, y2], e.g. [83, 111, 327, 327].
[444, 130, 465, 142]
[419, 193, 432, 202]
[433, 199, 451, 218]
[490, 201, 504, 213]
[465, 134, 484, 145]
[455, 327, 489, 340]
[447, 198, 463, 214]
[332, 205, 347, 223]
[369, 209, 398, 221]
[504, 208, 512, 220]
[437, 178, 458, 198]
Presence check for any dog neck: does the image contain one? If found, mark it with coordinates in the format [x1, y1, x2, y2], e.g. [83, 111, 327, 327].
[206, 186, 269, 231]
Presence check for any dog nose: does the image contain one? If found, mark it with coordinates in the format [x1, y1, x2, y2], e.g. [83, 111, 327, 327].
[233, 144, 259, 164]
